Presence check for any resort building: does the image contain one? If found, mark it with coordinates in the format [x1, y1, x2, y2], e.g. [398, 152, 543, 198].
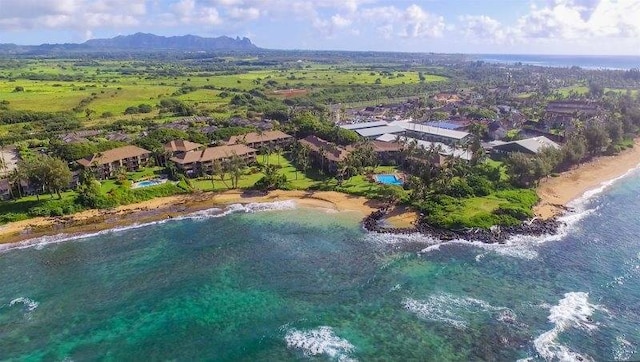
[170, 144, 257, 175]
[298, 135, 353, 174]
[491, 136, 560, 157]
[390, 120, 471, 146]
[77, 145, 152, 179]
[339, 121, 405, 140]
[164, 140, 204, 155]
[376, 133, 472, 163]
[544, 100, 600, 128]
[339, 121, 389, 130]
[227, 130, 293, 150]
[371, 140, 404, 164]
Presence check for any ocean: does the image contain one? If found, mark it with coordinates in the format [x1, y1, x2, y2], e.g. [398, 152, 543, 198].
[1, 169, 639, 361]
[475, 54, 640, 70]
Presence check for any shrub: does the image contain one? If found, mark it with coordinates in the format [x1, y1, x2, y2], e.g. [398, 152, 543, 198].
[0, 212, 29, 224]
[493, 204, 533, 220]
[27, 199, 84, 217]
[467, 174, 493, 196]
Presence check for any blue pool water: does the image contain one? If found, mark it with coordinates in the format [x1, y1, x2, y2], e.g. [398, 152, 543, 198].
[133, 179, 165, 188]
[375, 174, 403, 186]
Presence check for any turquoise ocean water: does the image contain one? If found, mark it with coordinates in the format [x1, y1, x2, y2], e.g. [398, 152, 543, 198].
[1, 169, 640, 361]
[475, 54, 640, 70]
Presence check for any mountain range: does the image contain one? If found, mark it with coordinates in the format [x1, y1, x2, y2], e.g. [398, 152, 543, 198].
[0, 33, 259, 55]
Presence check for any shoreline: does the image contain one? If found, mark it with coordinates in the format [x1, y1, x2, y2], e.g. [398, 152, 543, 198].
[0, 190, 418, 246]
[1, 140, 639, 247]
[534, 139, 640, 219]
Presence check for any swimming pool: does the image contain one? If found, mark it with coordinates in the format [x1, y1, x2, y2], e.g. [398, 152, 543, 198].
[132, 179, 167, 188]
[374, 174, 403, 186]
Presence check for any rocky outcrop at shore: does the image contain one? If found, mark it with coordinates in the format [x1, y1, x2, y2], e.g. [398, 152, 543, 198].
[363, 206, 563, 244]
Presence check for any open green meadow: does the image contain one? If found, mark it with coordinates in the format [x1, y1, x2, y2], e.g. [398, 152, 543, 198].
[0, 60, 447, 125]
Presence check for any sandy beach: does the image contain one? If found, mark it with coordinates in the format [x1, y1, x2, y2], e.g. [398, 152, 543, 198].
[2, 139, 640, 245]
[0, 190, 418, 245]
[535, 139, 640, 218]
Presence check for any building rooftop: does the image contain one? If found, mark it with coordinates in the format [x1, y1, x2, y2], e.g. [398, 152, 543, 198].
[77, 145, 151, 167]
[425, 121, 464, 130]
[376, 134, 472, 161]
[227, 130, 292, 145]
[340, 121, 389, 130]
[514, 136, 560, 153]
[164, 139, 204, 153]
[299, 135, 353, 162]
[390, 121, 470, 140]
[171, 144, 256, 164]
[355, 125, 405, 138]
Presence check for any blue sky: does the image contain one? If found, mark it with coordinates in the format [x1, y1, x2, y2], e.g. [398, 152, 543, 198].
[0, 0, 639, 55]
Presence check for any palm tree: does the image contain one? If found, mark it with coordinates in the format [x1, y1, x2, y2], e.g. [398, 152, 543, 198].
[294, 143, 311, 180]
[274, 145, 282, 166]
[212, 160, 229, 189]
[228, 153, 245, 189]
[318, 146, 327, 175]
[8, 169, 23, 199]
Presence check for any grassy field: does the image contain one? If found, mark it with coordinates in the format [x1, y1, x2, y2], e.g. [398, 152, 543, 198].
[0, 60, 447, 123]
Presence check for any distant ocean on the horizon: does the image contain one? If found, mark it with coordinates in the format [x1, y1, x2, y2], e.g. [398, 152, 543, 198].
[475, 54, 640, 70]
[1, 169, 640, 360]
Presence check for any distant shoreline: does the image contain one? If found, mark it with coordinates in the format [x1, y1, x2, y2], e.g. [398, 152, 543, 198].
[473, 54, 640, 70]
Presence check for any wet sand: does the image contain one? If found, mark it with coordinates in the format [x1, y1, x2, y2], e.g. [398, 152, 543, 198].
[535, 140, 640, 218]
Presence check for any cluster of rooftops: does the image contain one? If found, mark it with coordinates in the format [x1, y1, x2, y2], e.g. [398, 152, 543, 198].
[75, 120, 559, 179]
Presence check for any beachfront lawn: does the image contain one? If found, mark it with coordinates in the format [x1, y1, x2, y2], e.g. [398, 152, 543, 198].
[419, 188, 539, 229]
[0, 190, 80, 223]
[190, 153, 318, 192]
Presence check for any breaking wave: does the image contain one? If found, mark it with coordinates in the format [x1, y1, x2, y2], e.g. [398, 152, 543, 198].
[403, 293, 513, 329]
[532, 292, 606, 362]
[284, 326, 356, 361]
[0, 200, 298, 254]
[390, 165, 640, 260]
[9, 297, 39, 312]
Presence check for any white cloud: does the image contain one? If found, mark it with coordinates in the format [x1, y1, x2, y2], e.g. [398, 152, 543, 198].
[227, 7, 261, 21]
[460, 0, 640, 46]
[400, 4, 445, 38]
[0, 0, 146, 33]
[459, 15, 509, 44]
[360, 4, 445, 39]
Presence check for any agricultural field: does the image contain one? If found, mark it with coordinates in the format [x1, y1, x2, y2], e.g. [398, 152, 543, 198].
[0, 59, 447, 127]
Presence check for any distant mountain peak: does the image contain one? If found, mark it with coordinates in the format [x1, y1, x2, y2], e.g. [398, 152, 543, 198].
[82, 33, 258, 51]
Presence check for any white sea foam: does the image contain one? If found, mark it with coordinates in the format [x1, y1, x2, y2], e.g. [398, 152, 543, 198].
[613, 335, 636, 361]
[9, 297, 39, 312]
[365, 231, 441, 246]
[532, 292, 605, 362]
[403, 293, 512, 329]
[0, 200, 298, 254]
[412, 165, 640, 259]
[284, 326, 356, 361]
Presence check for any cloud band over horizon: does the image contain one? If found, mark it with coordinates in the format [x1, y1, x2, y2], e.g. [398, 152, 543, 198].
[0, 0, 638, 55]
